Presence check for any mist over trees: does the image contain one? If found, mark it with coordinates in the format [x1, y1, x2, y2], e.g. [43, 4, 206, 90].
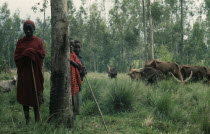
[0, 0, 209, 73]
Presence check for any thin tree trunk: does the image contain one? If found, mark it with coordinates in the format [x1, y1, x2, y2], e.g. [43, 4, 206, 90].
[148, 0, 154, 60]
[180, 0, 184, 62]
[7, 42, 10, 69]
[42, 3, 46, 73]
[93, 53, 96, 72]
[142, 0, 148, 62]
[49, 0, 73, 127]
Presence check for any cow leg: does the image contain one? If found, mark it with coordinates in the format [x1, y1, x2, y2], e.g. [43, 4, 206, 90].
[23, 105, 30, 125]
[34, 106, 40, 122]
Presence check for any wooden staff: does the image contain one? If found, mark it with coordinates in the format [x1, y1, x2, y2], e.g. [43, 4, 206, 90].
[31, 61, 42, 121]
[84, 76, 109, 133]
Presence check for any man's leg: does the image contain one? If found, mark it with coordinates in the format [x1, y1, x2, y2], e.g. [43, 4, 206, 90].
[34, 106, 40, 122]
[72, 92, 80, 115]
[23, 105, 30, 124]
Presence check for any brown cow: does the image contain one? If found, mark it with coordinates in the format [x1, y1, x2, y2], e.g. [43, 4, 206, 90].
[145, 59, 192, 83]
[181, 65, 210, 82]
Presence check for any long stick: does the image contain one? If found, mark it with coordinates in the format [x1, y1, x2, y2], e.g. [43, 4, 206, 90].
[31, 61, 42, 121]
[84, 76, 109, 133]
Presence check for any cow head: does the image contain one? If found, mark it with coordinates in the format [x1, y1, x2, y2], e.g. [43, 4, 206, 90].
[128, 67, 142, 80]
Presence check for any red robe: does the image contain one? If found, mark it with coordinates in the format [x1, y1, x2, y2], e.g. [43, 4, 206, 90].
[14, 36, 46, 107]
[70, 52, 82, 96]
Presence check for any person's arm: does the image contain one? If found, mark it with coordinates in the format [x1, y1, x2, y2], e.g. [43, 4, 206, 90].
[69, 59, 81, 70]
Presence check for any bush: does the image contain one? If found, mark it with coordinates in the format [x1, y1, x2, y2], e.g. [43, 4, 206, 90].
[103, 81, 137, 113]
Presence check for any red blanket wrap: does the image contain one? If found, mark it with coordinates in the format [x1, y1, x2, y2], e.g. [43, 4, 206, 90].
[14, 36, 46, 107]
[70, 52, 82, 96]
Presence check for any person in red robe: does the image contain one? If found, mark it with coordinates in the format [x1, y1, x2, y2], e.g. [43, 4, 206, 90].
[14, 20, 46, 124]
[69, 39, 84, 118]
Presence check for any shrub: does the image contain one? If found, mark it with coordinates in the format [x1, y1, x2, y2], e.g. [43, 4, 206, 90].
[103, 81, 137, 113]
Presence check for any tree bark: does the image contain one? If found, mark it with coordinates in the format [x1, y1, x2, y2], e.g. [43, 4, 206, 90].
[180, 0, 184, 62]
[148, 0, 154, 60]
[49, 0, 73, 127]
[142, 0, 148, 62]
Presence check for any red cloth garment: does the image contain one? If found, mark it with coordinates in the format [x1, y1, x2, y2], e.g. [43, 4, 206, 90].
[14, 36, 46, 107]
[70, 52, 82, 96]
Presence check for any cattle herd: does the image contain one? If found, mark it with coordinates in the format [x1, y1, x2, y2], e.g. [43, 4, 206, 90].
[127, 59, 210, 84]
[0, 59, 209, 93]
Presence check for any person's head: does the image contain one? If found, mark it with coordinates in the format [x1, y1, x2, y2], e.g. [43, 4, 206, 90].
[74, 40, 81, 56]
[70, 39, 75, 52]
[23, 20, 35, 37]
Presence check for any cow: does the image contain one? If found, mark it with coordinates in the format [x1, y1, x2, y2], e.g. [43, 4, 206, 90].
[181, 65, 210, 83]
[140, 67, 164, 84]
[128, 67, 142, 80]
[0, 76, 17, 92]
[145, 59, 192, 83]
[107, 65, 117, 79]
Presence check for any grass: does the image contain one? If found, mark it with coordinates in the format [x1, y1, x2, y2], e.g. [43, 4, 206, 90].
[0, 72, 210, 133]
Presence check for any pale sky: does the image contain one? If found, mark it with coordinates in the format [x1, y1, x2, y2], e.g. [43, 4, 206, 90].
[0, 0, 205, 21]
[0, 0, 82, 21]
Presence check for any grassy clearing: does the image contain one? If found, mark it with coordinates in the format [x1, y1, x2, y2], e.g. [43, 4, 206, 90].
[0, 72, 210, 133]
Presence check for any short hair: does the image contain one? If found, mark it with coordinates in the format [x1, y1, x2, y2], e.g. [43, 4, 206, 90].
[70, 39, 75, 46]
[74, 40, 81, 44]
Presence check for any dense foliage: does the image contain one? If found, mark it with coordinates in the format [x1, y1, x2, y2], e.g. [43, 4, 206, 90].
[0, 0, 209, 72]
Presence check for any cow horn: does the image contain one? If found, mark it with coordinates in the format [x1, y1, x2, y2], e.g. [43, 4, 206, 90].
[107, 65, 110, 72]
[170, 72, 182, 83]
[183, 71, 193, 83]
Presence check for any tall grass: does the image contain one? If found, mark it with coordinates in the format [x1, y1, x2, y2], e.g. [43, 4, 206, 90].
[0, 72, 210, 133]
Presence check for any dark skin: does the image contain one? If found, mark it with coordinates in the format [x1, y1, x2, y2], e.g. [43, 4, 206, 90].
[24, 24, 34, 37]
[74, 42, 87, 76]
[23, 24, 35, 63]
[73, 43, 81, 56]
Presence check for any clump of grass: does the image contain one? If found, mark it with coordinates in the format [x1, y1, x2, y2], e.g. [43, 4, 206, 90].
[80, 100, 98, 116]
[154, 93, 172, 117]
[201, 114, 210, 134]
[191, 105, 210, 134]
[156, 80, 180, 92]
[103, 80, 137, 113]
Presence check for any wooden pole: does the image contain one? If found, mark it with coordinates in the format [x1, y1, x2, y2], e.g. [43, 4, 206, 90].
[31, 61, 42, 121]
[84, 76, 109, 133]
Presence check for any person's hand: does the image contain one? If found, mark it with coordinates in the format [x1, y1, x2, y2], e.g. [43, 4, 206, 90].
[23, 56, 30, 63]
[80, 66, 87, 76]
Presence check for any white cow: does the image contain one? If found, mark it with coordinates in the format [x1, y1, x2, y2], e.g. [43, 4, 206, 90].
[0, 76, 17, 92]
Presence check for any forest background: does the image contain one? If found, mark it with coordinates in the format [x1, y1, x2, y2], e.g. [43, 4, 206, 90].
[0, 0, 210, 73]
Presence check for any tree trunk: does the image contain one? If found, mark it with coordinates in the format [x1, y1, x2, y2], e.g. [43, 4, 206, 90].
[180, 0, 184, 62]
[142, 0, 148, 62]
[148, 0, 154, 60]
[49, 0, 73, 127]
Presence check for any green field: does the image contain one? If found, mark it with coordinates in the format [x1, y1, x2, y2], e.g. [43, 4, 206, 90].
[0, 72, 210, 134]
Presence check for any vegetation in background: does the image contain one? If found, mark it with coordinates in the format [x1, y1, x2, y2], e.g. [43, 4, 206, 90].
[0, 0, 209, 73]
